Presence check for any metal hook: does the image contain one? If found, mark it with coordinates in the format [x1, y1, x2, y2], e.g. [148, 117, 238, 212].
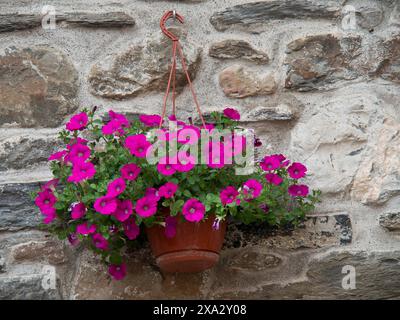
[160, 10, 184, 41]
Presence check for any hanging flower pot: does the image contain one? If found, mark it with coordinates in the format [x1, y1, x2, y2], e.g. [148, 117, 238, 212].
[146, 213, 227, 273]
[32, 10, 321, 281]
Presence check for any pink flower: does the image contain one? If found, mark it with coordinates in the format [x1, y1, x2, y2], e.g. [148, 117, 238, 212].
[207, 141, 228, 169]
[120, 163, 141, 181]
[66, 112, 88, 131]
[106, 178, 126, 197]
[67, 143, 91, 163]
[265, 173, 283, 186]
[41, 179, 59, 191]
[71, 202, 86, 220]
[48, 150, 67, 161]
[158, 182, 178, 199]
[67, 161, 96, 183]
[124, 134, 151, 158]
[220, 186, 240, 206]
[76, 222, 96, 235]
[102, 119, 125, 136]
[94, 196, 118, 215]
[35, 189, 57, 211]
[212, 218, 221, 230]
[139, 114, 161, 127]
[157, 156, 177, 176]
[243, 179, 263, 199]
[108, 263, 127, 281]
[182, 198, 205, 222]
[123, 217, 140, 240]
[113, 199, 133, 222]
[226, 134, 246, 156]
[135, 196, 157, 218]
[259, 204, 270, 213]
[223, 107, 240, 120]
[288, 185, 309, 197]
[177, 125, 200, 145]
[92, 233, 109, 251]
[109, 110, 129, 127]
[145, 188, 161, 201]
[172, 151, 196, 172]
[288, 162, 307, 179]
[165, 216, 177, 238]
[260, 155, 281, 171]
[42, 209, 56, 224]
[67, 233, 79, 246]
[68, 137, 88, 148]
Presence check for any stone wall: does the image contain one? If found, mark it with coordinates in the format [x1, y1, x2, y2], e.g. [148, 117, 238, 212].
[1, 0, 400, 299]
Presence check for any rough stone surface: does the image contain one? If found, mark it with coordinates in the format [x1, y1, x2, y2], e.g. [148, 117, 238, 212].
[89, 28, 202, 99]
[352, 0, 384, 30]
[210, 0, 341, 32]
[10, 240, 67, 265]
[0, 183, 42, 231]
[219, 64, 276, 98]
[352, 118, 400, 205]
[0, 12, 135, 32]
[0, 134, 60, 171]
[209, 40, 269, 64]
[379, 212, 400, 232]
[373, 36, 400, 83]
[0, 46, 78, 128]
[285, 34, 363, 91]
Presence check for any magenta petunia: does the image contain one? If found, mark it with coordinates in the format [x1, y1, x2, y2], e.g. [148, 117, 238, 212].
[172, 151, 196, 172]
[43, 209, 56, 224]
[220, 186, 240, 206]
[109, 110, 129, 127]
[139, 114, 161, 127]
[41, 179, 59, 192]
[102, 119, 125, 136]
[68, 137, 88, 148]
[260, 155, 281, 171]
[158, 182, 178, 199]
[288, 184, 309, 197]
[106, 178, 126, 197]
[108, 263, 127, 281]
[92, 233, 109, 251]
[76, 222, 96, 235]
[67, 161, 96, 183]
[124, 134, 151, 158]
[157, 156, 177, 176]
[223, 107, 241, 120]
[207, 141, 229, 169]
[35, 189, 57, 211]
[94, 196, 118, 215]
[120, 163, 141, 181]
[135, 196, 157, 218]
[67, 143, 91, 163]
[122, 217, 140, 240]
[265, 173, 283, 186]
[259, 204, 270, 213]
[67, 233, 79, 246]
[165, 216, 177, 238]
[177, 125, 200, 145]
[71, 202, 86, 220]
[66, 112, 88, 131]
[182, 198, 205, 222]
[145, 188, 161, 202]
[48, 150, 67, 161]
[288, 162, 307, 179]
[113, 199, 133, 222]
[243, 179, 263, 199]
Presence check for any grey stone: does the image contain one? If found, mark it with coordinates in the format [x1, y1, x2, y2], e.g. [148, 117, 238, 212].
[0, 12, 135, 33]
[0, 183, 42, 231]
[0, 135, 60, 171]
[0, 255, 5, 273]
[0, 271, 60, 299]
[379, 212, 400, 232]
[285, 34, 363, 91]
[89, 28, 202, 99]
[210, 0, 341, 32]
[353, 1, 384, 30]
[209, 40, 269, 64]
[0, 46, 78, 128]
[373, 36, 400, 84]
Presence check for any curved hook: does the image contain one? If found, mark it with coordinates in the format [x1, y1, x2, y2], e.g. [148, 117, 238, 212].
[160, 10, 184, 41]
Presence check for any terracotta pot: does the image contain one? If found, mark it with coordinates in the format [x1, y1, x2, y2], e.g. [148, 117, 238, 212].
[146, 215, 227, 273]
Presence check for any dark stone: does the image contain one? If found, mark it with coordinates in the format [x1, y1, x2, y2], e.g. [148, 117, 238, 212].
[209, 40, 269, 64]
[379, 212, 400, 232]
[0, 12, 135, 33]
[0, 182, 42, 231]
[285, 34, 362, 91]
[373, 36, 400, 83]
[0, 46, 78, 128]
[210, 0, 341, 32]
[0, 136, 60, 171]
